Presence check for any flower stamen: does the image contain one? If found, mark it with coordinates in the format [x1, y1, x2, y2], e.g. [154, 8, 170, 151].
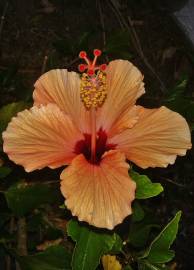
[91, 107, 96, 163]
[78, 49, 107, 110]
[78, 49, 108, 162]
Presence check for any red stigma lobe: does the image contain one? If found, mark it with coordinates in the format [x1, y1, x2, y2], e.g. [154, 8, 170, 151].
[93, 49, 101, 57]
[78, 49, 106, 76]
[79, 51, 87, 58]
[78, 64, 87, 72]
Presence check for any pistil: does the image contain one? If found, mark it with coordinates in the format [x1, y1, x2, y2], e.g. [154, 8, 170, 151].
[78, 49, 107, 163]
[91, 107, 96, 162]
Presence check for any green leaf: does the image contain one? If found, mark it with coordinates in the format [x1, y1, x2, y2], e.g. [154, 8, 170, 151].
[163, 75, 194, 124]
[5, 181, 60, 217]
[67, 220, 120, 270]
[129, 222, 159, 248]
[138, 260, 167, 270]
[0, 166, 12, 178]
[130, 171, 163, 199]
[17, 245, 71, 270]
[142, 211, 181, 263]
[165, 75, 187, 103]
[110, 234, 123, 254]
[0, 102, 28, 135]
[132, 201, 145, 222]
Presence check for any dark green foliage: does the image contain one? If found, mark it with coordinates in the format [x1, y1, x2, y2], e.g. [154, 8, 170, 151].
[17, 245, 71, 270]
[0, 166, 12, 178]
[5, 181, 60, 217]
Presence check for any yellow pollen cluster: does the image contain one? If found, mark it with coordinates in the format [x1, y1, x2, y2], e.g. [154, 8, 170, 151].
[80, 71, 107, 110]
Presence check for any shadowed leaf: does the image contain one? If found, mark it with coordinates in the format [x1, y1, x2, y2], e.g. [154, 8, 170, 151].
[5, 181, 60, 217]
[141, 211, 182, 263]
[17, 245, 71, 270]
[0, 166, 12, 179]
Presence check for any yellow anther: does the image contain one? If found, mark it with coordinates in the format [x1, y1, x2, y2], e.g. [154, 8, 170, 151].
[80, 71, 107, 110]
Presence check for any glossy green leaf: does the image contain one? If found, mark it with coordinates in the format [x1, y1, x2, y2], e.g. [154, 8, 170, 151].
[5, 181, 60, 217]
[67, 220, 120, 270]
[0, 166, 12, 179]
[142, 211, 181, 263]
[17, 245, 71, 270]
[0, 102, 28, 134]
[130, 171, 163, 199]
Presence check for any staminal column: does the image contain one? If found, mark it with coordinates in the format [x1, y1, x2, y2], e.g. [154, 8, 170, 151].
[90, 107, 97, 163]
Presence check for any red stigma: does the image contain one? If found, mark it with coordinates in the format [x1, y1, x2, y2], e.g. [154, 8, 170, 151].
[93, 49, 101, 57]
[79, 51, 87, 59]
[88, 69, 94, 76]
[100, 64, 107, 71]
[78, 49, 107, 76]
[78, 64, 87, 72]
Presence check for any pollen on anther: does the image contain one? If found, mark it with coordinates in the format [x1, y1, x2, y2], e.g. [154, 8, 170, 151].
[78, 49, 107, 109]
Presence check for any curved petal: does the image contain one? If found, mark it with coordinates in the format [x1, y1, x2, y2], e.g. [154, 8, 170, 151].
[97, 60, 145, 132]
[108, 105, 140, 138]
[3, 104, 83, 172]
[60, 150, 136, 229]
[109, 106, 192, 168]
[33, 69, 90, 133]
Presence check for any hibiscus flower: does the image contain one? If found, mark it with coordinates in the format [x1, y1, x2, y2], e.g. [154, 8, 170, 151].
[3, 49, 191, 229]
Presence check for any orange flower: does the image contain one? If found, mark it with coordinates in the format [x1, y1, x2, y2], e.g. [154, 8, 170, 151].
[3, 50, 191, 229]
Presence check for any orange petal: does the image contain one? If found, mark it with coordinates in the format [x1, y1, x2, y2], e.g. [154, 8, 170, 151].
[3, 104, 83, 172]
[109, 106, 191, 168]
[108, 105, 140, 138]
[97, 60, 145, 132]
[33, 69, 90, 133]
[60, 150, 136, 229]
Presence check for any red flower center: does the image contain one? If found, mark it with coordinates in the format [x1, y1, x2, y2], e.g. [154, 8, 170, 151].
[74, 129, 116, 164]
